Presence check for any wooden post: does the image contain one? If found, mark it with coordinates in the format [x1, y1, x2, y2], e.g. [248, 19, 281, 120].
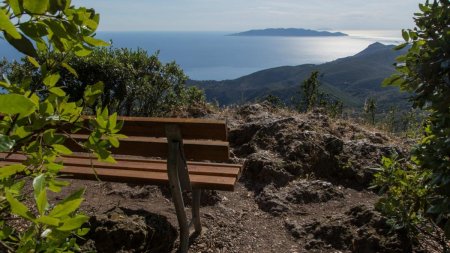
[166, 124, 190, 253]
[192, 189, 202, 233]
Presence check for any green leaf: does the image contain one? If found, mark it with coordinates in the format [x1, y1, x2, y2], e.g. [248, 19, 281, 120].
[0, 8, 21, 39]
[0, 134, 15, 152]
[5, 192, 35, 221]
[52, 144, 72, 155]
[57, 215, 89, 231]
[36, 190, 48, 215]
[27, 56, 40, 68]
[0, 94, 36, 117]
[49, 188, 85, 218]
[43, 73, 61, 87]
[0, 164, 26, 179]
[394, 43, 408, 50]
[401, 29, 409, 41]
[49, 87, 66, 97]
[23, 0, 49, 14]
[33, 174, 49, 214]
[108, 136, 119, 148]
[4, 32, 38, 58]
[33, 174, 46, 199]
[77, 227, 90, 236]
[83, 36, 110, 47]
[36, 216, 60, 226]
[73, 44, 92, 57]
[8, 0, 24, 16]
[62, 62, 78, 77]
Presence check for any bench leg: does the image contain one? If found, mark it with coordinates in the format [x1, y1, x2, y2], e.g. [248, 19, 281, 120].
[192, 189, 202, 233]
[167, 141, 190, 253]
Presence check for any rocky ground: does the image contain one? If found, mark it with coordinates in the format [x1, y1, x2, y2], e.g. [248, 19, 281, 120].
[58, 103, 430, 252]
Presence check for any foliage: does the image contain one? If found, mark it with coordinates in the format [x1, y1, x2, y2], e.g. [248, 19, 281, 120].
[379, 0, 450, 245]
[262, 94, 285, 108]
[363, 97, 377, 125]
[298, 71, 320, 112]
[297, 71, 343, 117]
[372, 155, 430, 237]
[0, 1, 121, 252]
[4, 47, 208, 117]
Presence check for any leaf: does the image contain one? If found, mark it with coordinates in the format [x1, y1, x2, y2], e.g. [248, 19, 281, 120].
[108, 136, 119, 148]
[77, 228, 90, 236]
[51, 144, 72, 155]
[36, 190, 48, 215]
[36, 216, 60, 226]
[0, 94, 36, 117]
[4, 32, 38, 58]
[8, 0, 24, 16]
[43, 73, 61, 87]
[33, 174, 46, 199]
[83, 36, 110, 47]
[394, 43, 408, 50]
[0, 134, 15, 152]
[49, 87, 66, 97]
[27, 56, 40, 68]
[0, 164, 26, 179]
[23, 0, 49, 14]
[62, 62, 78, 77]
[57, 215, 89, 231]
[33, 174, 48, 214]
[5, 192, 35, 221]
[73, 44, 92, 57]
[0, 8, 21, 39]
[49, 188, 85, 217]
[402, 30, 409, 41]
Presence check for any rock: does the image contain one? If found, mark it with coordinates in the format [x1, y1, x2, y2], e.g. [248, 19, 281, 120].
[80, 207, 176, 253]
[285, 205, 412, 252]
[285, 180, 344, 204]
[256, 179, 344, 215]
[243, 152, 293, 187]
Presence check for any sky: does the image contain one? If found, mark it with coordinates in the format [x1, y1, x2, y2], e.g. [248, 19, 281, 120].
[74, 0, 420, 32]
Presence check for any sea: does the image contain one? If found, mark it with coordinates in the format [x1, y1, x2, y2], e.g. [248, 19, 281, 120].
[0, 30, 402, 81]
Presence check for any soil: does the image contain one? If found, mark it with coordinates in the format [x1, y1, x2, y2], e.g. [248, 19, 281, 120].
[54, 103, 430, 252]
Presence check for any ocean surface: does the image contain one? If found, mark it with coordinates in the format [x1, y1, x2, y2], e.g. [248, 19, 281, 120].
[0, 30, 402, 80]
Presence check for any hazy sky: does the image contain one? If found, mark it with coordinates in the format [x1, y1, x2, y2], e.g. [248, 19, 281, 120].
[74, 0, 420, 32]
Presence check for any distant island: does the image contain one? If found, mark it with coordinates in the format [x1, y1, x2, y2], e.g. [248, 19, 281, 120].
[230, 28, 348, 37]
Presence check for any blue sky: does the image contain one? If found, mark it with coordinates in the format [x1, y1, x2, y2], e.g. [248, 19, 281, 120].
[74, 0, 420, 32]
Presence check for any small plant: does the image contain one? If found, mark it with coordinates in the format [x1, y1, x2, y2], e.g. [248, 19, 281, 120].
[298, 71, 320, 112]
[364, 97, 377, 125]
[0, 1, 122, 252]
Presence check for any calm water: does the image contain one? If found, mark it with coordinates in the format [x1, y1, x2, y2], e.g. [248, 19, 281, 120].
[0, 30, 402, 80]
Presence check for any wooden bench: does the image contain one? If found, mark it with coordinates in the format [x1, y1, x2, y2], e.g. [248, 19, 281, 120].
[0, 117, 241, 253]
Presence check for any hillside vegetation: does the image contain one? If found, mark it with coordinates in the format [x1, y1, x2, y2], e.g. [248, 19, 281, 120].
[191, 43, 410, 110]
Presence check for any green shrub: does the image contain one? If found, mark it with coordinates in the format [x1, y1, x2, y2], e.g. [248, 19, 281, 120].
[4, 47, 208, 117]
[377, 0, 450, 248]
[0, 1, 121, 252]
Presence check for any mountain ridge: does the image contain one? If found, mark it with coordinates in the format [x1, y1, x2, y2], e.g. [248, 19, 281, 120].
[230, 28, 348, 37]
[188, 42, 410, 110]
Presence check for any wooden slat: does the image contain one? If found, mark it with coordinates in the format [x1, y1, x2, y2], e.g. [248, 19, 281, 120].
[81, 116, 228, 141]
[0, 153, 241, 177]
[60, 166, 237, 191]
[66, 134, 230, 162]
[0, 153, 241, 191]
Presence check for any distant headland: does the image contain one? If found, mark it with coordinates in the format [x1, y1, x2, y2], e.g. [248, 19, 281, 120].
[230, 28, 348, 37]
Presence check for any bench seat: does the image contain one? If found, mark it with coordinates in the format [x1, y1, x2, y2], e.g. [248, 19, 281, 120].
[0, 153, 241, 191]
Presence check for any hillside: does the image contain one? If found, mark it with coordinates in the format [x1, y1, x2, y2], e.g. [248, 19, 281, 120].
[69, 103, 430, 252]
[190, 43, 411, 110]
[230, 28, 347, 37]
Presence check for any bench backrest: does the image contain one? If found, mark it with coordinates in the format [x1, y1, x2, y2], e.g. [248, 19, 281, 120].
[67, 117, 230, 162]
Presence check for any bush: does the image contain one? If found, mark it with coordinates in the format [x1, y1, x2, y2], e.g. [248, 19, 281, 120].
[0, 1, 121, 252]
[4, 47, 208, 117]
[376, 0, 450, 249]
